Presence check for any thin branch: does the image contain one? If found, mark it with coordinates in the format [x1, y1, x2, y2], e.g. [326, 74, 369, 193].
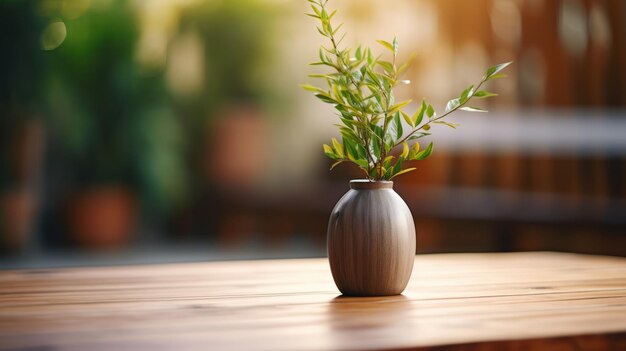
[393, 78, 487, 149]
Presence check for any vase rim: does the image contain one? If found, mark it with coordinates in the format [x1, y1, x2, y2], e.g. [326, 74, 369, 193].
[349, 179, 393, 189]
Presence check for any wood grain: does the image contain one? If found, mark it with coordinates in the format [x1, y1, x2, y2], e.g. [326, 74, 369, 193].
[327, 180, 416, 296]
[0, 252, 625, 351]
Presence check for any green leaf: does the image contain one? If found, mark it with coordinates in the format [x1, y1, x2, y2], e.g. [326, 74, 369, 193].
[310, 3, 321, 15]
[487, 73, 507, 80]
[355, 143, 367, 160]
[459, 85, 474, 104]
[460, 106, 488, 112]
[414, 141, 433, 160]
[400, 110, 414, 128]
[300, 84, 325, 93]
[484, 61, 512, 80]
[370, 115, 383, 125]
[354, 159, 369, 168]
[332, 22, 344, 35]
[366, 48, 374, 65]
[426, 104, 435, 118]
[393, 112, 403, 139]
[384, 138, 394, 153]
[408, 132, 430, 140]
[315, 93, 337, 104]
[346, 151, 357, 162]
[390, 167, 416, 180]
[434, 120, 460, 129]
[400, 141, 409, 158]
[343, 136, 358, 160]
[370, 125, 384, 158]
[322, 21, 331, 35]
[445, 98, 460, 113]
[364, 68, 381, 85]
[371, 139, 381, 159]
[355, 46, 362, 60]
[317, 25, 328, 37]
[382, 166, 391, 179]
[397, 55, 413, 75]
[408, 141, 420, 159]
[331, 137, 344, 158]
[376, 39, 394, 53]
[307, 73, 332, 79]
[383, 155, 394, 169]
[370, 124, 385, 142]
[332, 85, 343, 101]
[392, 35, 398, 57]
[379, 166, 387, 177]
[392, 156, 404, 175]
[412, 100, 426, 126]
[473, 90, 498, 98]
[389, 99, 412, 114]
[323, 144, 337, 159]
[339, 117, 355, 128]
[375, 61, 394, 74]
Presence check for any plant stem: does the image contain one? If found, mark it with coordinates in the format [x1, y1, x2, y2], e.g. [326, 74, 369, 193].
[393, 78, 487, 149]
[375, 54, 399, 180]
[321, 1, 377, 177]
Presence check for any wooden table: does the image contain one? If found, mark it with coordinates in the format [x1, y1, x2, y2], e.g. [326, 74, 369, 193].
[1, 252, 625, 351]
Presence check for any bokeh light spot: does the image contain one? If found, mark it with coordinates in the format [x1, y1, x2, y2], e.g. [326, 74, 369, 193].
[40, 20, 67, 51]
[559, 0, 588, 57]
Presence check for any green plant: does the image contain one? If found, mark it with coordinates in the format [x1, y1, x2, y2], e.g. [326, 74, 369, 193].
[302, 0, 511, 180]
[43, 1, 187, 213]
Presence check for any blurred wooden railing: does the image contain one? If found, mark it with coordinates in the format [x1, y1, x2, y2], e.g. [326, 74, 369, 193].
[210, 110, 626, 256]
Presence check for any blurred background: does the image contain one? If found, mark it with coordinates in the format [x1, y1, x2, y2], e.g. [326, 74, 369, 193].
[1, 0, 625, 268]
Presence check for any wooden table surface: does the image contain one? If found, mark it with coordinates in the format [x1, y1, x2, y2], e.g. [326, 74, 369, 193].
[1, 252, 625, 351]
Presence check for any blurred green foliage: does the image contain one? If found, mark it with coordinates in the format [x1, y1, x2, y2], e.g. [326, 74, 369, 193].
[176, 0, 280, 121]
[0, 0, 46, 108]
[0, 0, 280, 219]
[44, 1, 140, 183]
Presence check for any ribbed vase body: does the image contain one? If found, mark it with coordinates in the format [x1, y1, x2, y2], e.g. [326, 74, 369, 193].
[327, 180, 416, 296]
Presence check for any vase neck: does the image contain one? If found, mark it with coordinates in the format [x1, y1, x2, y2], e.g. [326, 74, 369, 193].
[349, 179, 393, 190]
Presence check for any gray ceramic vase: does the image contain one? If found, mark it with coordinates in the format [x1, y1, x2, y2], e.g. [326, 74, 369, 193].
[327, 179, 416, 296]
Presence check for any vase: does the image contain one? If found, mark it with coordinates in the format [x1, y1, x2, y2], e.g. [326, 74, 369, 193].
[327, 179, 416, 296]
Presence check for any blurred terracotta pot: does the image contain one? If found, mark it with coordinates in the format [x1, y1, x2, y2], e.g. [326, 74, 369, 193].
[1, 189, 37, 252]
[1, 118, 45, 253]
[66, 187, 136, 249]
[327, 180, 416, 296]
[204, 103, 268, 189]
